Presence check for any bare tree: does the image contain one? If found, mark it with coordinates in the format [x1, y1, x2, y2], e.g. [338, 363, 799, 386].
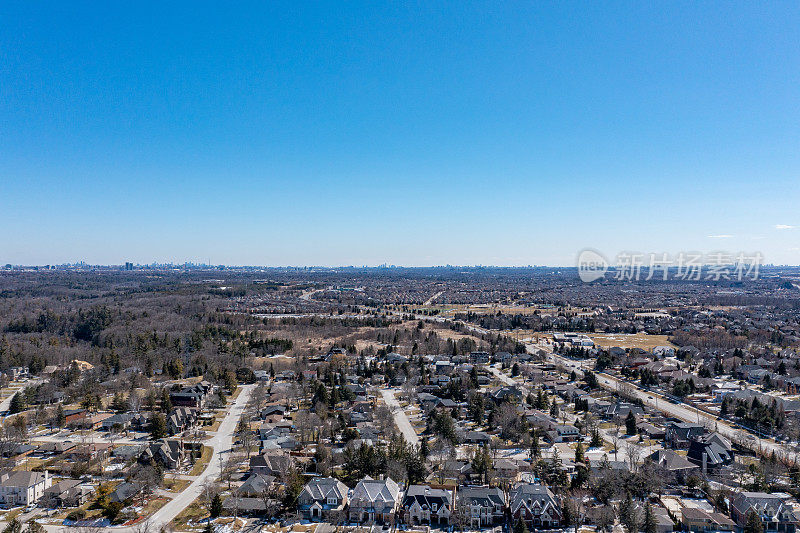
[625, 442, 641, 472]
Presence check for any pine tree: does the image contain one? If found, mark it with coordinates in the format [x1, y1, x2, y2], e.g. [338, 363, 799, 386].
[9, 393, 23, 414]
[643, 503, 657, 533]
[150, 412, 167, 440]
[590, 428, 602, 448]
[744, 511, 764, 533]
[625, 411, 637, 436]
[210, 493, 223, 518]
[618, 495, 639, 533]
[575, 442, 585, 463]
[55, 404, 65, 427]
[530, 430, 541, 458]
[2, 517, 21, 533]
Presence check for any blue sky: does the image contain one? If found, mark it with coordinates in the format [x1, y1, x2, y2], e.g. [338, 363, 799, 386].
[2, 2, 799, 266]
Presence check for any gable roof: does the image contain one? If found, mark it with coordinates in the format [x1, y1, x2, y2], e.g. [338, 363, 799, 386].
[300, 477, 348, 501]
[458, 486, 506, 507]
[509, 484, 560, 517]
[351, 477, 401, 505]
[402, 485, 453, 509]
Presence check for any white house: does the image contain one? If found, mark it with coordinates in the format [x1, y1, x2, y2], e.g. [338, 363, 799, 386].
[0, 470, 52, 507]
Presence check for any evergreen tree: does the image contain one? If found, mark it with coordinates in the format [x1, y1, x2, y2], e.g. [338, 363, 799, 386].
[618, 495, 639, 533]
[625, 411, 637, 436]
[575, 442, 585, 463]
[590, 428, 602, 448]
[530, 430, 541, 458]
[643, 503, 657, 533]
[161, 387, 172, 412]
[2, 518, 21, 533]
[210, 493, 223, 518]
[744, 511, 764, 533]
[9, 393, 23, 414]
[55, 404, 65, 427]
[150, 412, 167, 440]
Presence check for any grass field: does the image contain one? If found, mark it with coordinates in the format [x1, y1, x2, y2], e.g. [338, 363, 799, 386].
[188, 445, 212, 477]
[587, 333, 675, 350]
[171, 499, 207, 531]
[163, 478, 191, 493]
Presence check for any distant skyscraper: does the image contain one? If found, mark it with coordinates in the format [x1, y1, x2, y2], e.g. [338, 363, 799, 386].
[124, 262, 134, 271]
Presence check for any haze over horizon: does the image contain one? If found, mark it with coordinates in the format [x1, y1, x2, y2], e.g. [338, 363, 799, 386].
[3, 3, 800, 266]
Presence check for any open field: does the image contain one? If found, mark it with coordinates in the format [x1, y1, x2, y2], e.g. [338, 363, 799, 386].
[588, 333, 675, 350]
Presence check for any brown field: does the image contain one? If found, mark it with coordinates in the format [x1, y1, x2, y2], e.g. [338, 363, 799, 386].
[587, 333, 675, 350]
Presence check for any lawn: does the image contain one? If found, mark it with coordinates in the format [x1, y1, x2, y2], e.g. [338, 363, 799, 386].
[163, 478, 191, 493]
[139, 496, 169, 517]
[188, 445, 213, 477]
[171, 499, 207, 531]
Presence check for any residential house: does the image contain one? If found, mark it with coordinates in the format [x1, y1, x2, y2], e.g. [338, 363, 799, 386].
[401, 485, 454, 526]
[109, 482, 141, 504]
[470, 352, 491, 364]
[42, 479, 93, 508]
[139, 440, 184, 470]
[458, 486, 506, 528]
[546, 425, 580, 443]
[509, 483, 561, 529]
[603, 402, 644, 420]
[665, 422, 706, 449]
[101, 413, 134, 432]
[349, 477, 402, 524]
[249, 453, 292, 477]
[646, 450, 699, 483]
[0, 470, 52, 507]
[167, 407, 198, 435]
[170, 381, 212, 408]
[66, 443, 112, 462]
[681, 507, 736, 533]
[730, 492, 798, 533]
[687, 433, 734, 474]
[297, 477, 349, 521]
[236, 472, 275, 497]
[64, 409, 88, 426]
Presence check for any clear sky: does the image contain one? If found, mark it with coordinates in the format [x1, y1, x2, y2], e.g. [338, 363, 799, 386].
[2, 2, 799, 266]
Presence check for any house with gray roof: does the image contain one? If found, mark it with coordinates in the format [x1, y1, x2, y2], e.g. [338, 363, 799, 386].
[730, 492, 798, 533]
[509, 483, 561, 529]
[0, 470, 52, 507]
[349, 477, 401, 524]
[458, 486, 506, 528]
[297, 477, 349, 521]
[401, 485, 454, 526]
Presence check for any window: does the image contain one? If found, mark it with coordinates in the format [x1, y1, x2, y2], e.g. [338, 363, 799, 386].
[432, 504, 437, 512]
[327, 497, 337, 505]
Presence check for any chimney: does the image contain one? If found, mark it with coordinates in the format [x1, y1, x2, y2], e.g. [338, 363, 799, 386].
[702, 451, 707, 475]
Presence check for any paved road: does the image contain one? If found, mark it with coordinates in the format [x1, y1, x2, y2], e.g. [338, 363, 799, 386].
[18, 384, 256, 533]
[423, 291, 443, 306]
[145, 384, 255, 531]
[0, 378, 47, 415]
[379, 388, 420, 445]
[487, 364, 656, 461]
[540, 346, 793, 462]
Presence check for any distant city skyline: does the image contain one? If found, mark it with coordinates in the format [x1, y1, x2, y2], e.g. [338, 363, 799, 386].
[2, 3, 799, 266]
